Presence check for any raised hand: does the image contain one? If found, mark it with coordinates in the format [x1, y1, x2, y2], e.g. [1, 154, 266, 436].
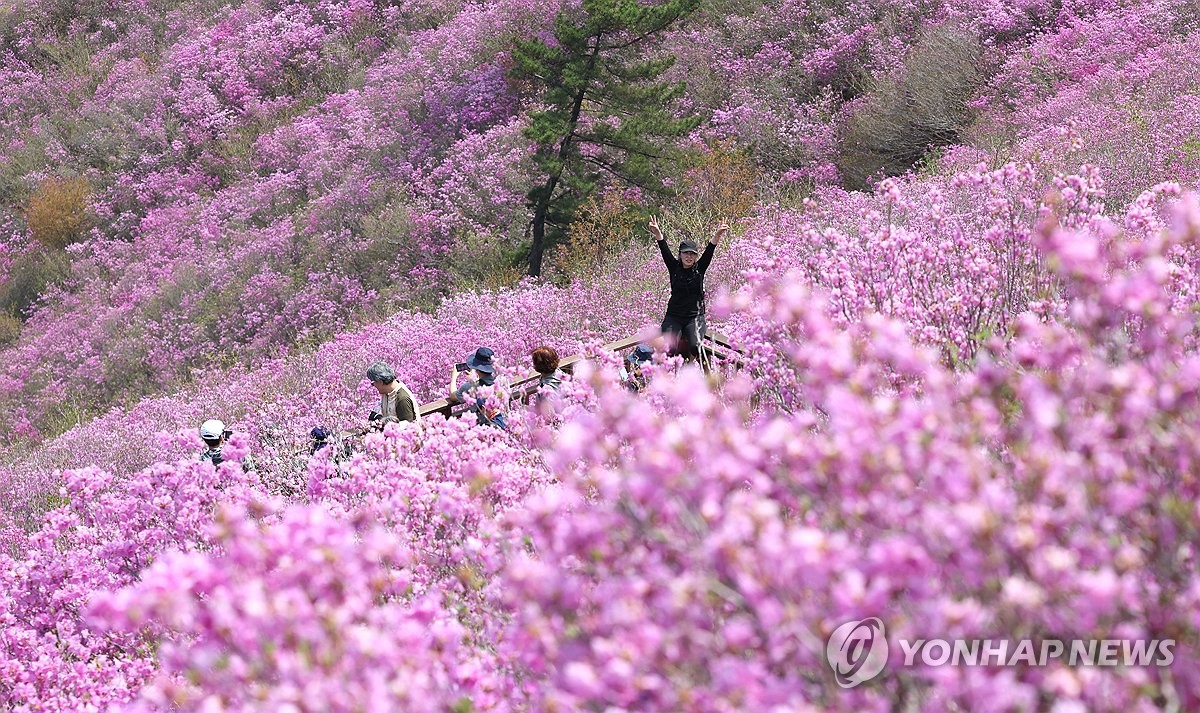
[648, 215, 664, 241]
[712, 223, 729, 244]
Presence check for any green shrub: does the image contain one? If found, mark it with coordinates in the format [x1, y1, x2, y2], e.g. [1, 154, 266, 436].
[0, 249, 70, 319]
[663, 143, 760, 242]
[0, 135, 48, 203]
[348, 200, 416, 293]
[448, 230, 526, 293]
[837, 27, 982, 189]
[0, 310, 21, 345]
[26, 177, 91, 250]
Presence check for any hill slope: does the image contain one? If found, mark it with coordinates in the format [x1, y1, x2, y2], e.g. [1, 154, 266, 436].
[2, 0, 1200, 709]
[3, 0, 1182, 442]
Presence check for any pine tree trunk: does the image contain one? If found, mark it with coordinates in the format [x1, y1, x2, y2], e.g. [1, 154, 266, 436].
[526, 37, 601, 278]
[528, 203, 548, 277]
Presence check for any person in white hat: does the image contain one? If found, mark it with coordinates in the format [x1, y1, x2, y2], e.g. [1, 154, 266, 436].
[199, 419, 229, 465]
[199, 419, 255, 470]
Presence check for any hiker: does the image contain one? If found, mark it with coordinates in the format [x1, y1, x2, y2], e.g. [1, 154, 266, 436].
[309, 426, 333, 455]
[310, 425, 356, 463]
[648, 216, 727, 360]
[448, 347, 508, 430]
[199, 419, 256, 471]
[619, 343, 654, 393]
[531, 345, 566, 392]
[366, 361, 420, 430]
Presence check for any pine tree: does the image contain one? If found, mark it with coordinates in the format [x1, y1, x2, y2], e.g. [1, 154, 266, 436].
[511, 0, 700, 277]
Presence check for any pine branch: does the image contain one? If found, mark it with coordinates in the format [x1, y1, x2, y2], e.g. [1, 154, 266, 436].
[581, 155, 661, 192]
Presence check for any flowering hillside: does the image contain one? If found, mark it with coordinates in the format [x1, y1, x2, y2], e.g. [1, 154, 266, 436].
[5, 0, 1191, 442]
[3, 0, 1200, 709]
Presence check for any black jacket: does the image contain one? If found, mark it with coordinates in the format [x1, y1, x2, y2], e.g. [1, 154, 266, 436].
[659, 240, 715, 318]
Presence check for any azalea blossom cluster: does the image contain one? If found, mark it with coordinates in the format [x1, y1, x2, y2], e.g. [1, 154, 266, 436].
[2, 191, 1200, 710]
[738, 162, 1099, 368]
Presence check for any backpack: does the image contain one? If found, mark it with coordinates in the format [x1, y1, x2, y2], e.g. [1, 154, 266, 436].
[472, 379, 509, 431]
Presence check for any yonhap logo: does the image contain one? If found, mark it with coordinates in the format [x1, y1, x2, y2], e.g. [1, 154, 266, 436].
[826, 617, 889, 688]
[824, 616, 1175, 688]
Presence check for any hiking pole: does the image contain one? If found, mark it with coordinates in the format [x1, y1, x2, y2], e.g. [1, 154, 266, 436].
[697, 309, 712, 375]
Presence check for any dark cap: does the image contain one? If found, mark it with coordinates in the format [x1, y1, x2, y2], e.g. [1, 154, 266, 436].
[679, 240, 700, 255]
[627, 343, 654, 364]
[467, 347, 496, 374]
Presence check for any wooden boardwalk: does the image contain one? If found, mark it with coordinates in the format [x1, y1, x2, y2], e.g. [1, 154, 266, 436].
[418, 331, 741, 418]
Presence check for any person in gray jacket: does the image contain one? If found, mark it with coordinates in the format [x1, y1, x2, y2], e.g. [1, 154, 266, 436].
[531, 345, 565, 391]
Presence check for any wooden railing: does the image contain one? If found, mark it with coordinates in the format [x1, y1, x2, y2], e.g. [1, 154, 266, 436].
[418, 331, 741, 418]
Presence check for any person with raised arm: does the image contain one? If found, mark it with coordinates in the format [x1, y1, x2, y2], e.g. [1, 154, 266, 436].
[649, 216, 727, 360]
